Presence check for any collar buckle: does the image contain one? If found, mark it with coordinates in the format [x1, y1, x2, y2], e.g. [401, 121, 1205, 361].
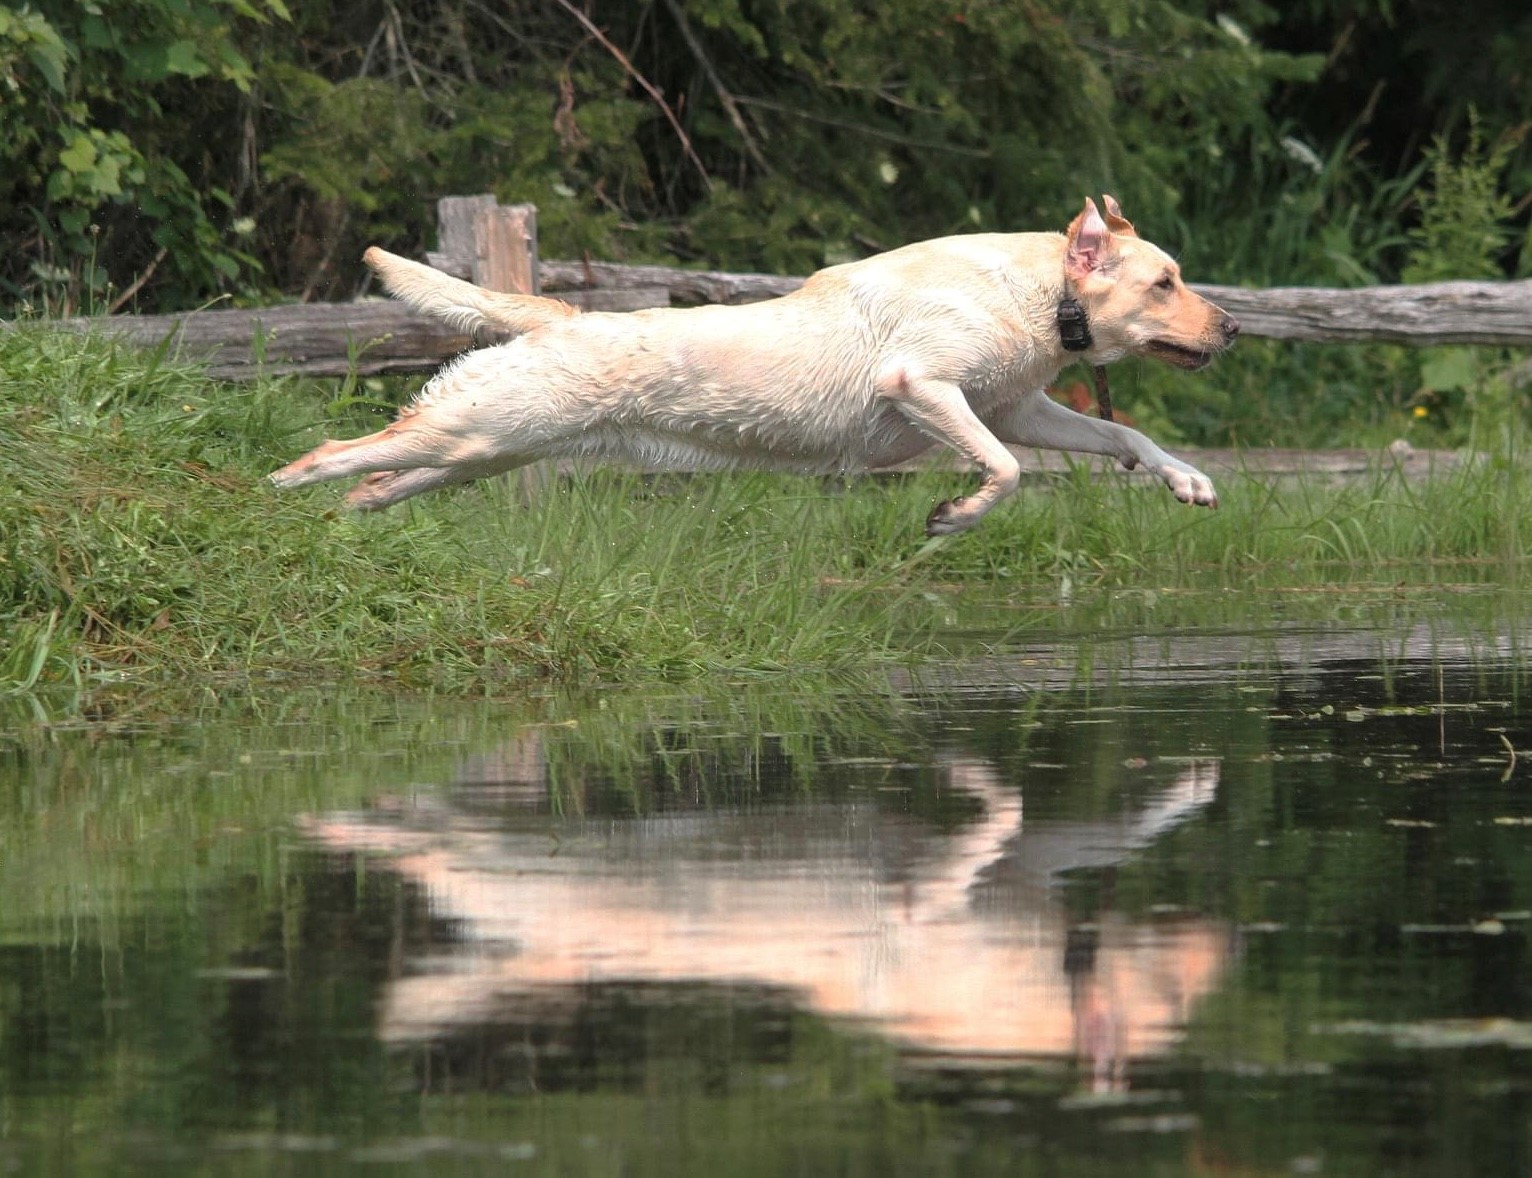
[1057, 296, 1092, 352]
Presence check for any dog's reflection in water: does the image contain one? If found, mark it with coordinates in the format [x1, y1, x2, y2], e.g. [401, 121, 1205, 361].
[306, 751, 1225, 1088]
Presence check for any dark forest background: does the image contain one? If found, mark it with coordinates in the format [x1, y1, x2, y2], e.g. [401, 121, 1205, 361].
[2, 0, 1528, 315]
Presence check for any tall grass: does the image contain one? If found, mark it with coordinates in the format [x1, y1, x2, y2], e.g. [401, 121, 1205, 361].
[0, 326, 941, 687]
[2, 325, 1527, 691]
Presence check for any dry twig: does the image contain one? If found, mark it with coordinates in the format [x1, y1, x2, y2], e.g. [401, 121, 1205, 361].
[659, 0, 770, 172]
[107, 247, 169, 314]
[550, 0, 713, 192]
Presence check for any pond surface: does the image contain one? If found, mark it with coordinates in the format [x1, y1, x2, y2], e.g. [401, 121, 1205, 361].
[3, 617, 1531, 1174]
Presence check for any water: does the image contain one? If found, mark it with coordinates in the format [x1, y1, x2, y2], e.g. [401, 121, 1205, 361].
[2, 621, 1530, 1174]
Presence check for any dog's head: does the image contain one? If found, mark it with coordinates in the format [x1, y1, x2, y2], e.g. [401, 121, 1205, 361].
[1063, 196, 1239, 370]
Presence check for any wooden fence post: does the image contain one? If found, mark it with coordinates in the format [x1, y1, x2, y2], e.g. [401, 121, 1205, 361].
[444, 199, 549, 500]
[427, 194, 496, 278]
[472, 203, 540, 296]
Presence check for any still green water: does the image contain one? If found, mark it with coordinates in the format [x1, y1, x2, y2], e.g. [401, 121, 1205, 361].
[3, 620, 1530, 1175]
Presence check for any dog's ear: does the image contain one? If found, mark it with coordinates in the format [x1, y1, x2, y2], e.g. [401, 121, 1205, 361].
[1101, 194, 1138, 238]
[1065, 197, 1112, 281]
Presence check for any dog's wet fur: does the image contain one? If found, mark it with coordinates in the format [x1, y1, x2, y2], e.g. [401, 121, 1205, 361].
[270, 196, 1238, 535]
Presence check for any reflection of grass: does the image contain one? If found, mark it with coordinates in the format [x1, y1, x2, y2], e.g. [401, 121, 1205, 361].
[0, 679, 929, 926]
[0, 688, 494, 933]
[3, 326, 1528, 689]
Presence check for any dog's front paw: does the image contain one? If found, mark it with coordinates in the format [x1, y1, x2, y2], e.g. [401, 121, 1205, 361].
[1160, 463, 1218, 509]
[926, 497, 974, 536]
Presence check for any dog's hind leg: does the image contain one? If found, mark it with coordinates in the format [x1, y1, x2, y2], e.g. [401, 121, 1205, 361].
[878, 364, 1022, 536]
[344, 467, 473, 511]
[268, 412, 499, 490]
[343, 457, 529, 511]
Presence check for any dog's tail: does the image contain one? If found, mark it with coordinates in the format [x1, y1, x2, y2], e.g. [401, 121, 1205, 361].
[363, 246, 579, 340]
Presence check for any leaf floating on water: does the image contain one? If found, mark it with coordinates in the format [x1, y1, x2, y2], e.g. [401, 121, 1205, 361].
[1316, 1019, 1532, 1050]
[196, 967, 280, 981]
[1057, 1090, 1180, 1111]
[1385, 818, 1436, 828]
[1105, 1114, 1200, 1134]
[1493, 817, 1532, 826]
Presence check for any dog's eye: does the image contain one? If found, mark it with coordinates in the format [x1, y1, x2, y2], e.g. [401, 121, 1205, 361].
[1154, 274, 1176, 292]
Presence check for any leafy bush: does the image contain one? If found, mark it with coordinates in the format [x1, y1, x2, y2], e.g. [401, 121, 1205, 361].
[4, 0, 1330, 311]
[0, 0, 287, 312]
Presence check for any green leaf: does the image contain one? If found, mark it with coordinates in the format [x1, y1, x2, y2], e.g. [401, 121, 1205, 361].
[80, 13, 115, 50]
[25, 41, 68, 93]
[163, 40, 209, 79]
[57, 134, 97, 175]
[1420, 349, 1476, 394]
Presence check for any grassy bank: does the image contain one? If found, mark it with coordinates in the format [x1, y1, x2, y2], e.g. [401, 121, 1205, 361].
[2, 326, 1528, 690]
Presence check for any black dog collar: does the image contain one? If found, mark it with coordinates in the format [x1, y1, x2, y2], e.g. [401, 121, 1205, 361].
[1056, 295, 1092, 352]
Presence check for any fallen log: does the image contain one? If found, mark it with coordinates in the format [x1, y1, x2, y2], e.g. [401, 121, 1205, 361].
[10, 255, 1532, 380]
[538, 263, 1532, 346]
[1193, 280, 1532, 347]
[23, 287, 668, 380]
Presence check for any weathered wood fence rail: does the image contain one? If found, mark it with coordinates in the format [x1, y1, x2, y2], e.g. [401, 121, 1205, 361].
[14, 194, 1532, 380]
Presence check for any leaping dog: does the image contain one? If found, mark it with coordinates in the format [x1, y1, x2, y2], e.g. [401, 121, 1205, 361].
[270, 196, 1238, 535]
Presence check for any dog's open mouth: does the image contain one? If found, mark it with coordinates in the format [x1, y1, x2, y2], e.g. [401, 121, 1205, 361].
[1145, 340, 1217, 370]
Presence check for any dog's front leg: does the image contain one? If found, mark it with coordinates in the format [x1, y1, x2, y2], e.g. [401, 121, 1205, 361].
[988, 388, 1217, 508]
[879, 366, 1022, 535]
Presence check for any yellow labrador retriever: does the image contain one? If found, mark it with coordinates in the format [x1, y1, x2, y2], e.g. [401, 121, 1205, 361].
[270, 196, 1238, 535]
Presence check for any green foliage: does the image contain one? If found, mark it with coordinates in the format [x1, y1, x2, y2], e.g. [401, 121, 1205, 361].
[2, 2, 1530, 447]
[0, 0, 287, 311]
[3, 0, 1329, 310]
[1395, 119, 1529, 444]
[1402, 118, 1526, 285]
[4, 0, 1528, 332]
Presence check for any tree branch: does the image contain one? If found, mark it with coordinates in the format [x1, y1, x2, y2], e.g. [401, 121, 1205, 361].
[550, 0, 714, 193]
[733, 96, 991, 158]
[658, 0, 770, 173]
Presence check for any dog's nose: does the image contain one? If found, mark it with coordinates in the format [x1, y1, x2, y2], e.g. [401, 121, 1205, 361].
[1222, 316, 1241, 341]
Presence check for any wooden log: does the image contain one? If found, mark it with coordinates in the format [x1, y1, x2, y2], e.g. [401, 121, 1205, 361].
[537, 263, 1532, 344]
[540, 259, 801, 305]
[40, 301, 474, 380]
[533, 441, 1474, 487]
[422, 196, 1532, 338]
[1193, 280, 1532, 347]
[23, 269, 1532, 383]
[35, 287, 672, 380]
